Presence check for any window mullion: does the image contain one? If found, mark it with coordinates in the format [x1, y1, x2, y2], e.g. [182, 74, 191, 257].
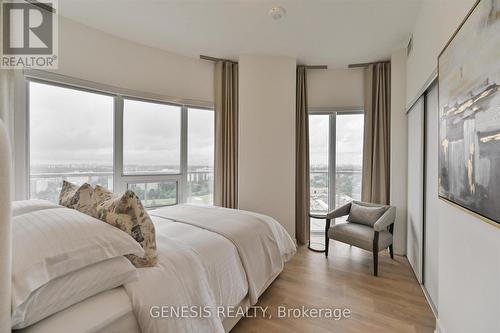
[328, 113, 337, 210]
[180, 105, 188, 203]
[114, 96, 125, 193]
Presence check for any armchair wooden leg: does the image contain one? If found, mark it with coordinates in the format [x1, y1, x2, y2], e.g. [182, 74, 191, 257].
[389, 244, 394, 259]
[325, 218, 331, 257]
[373, 231, 379, 276]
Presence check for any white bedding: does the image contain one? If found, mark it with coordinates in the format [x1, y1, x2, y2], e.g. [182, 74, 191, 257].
[15, 219, 248, 333]
[12, 199, 63, 217]
[150, 204, 295, 304]
[151, 219, 248, 309]
[123, 205, 295, 333]
[17, 288, 140, 333]
[16, 204, 296, 333]
[123, 221, 226, 333]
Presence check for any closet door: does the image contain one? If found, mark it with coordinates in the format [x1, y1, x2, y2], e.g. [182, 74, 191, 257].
[407, 96, 424, 282]
[424, 83, 439, 310]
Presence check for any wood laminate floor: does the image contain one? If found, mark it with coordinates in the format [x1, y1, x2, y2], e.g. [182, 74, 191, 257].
[232, 242, 435, 333]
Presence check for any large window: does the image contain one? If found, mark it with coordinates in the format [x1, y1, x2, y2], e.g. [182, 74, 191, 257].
[29, 81, 114, 202]
[187, 107, 214, 205]
[28, 80, 214, 208]
[123, 99, 181, 174]
[309, 111, 364, 248]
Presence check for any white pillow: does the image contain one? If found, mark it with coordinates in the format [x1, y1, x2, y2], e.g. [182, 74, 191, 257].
[12, 199, 62, 217]
[12, 206, 144, 314]
[11, 256, 138, 329]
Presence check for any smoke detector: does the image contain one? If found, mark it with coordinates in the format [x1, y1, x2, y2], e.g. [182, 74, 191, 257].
[269, 6, 286, 20]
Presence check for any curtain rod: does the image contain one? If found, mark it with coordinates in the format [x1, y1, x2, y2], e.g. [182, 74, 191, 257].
[298, 65, 328, 70]
[348, 60, 390, 68]
[200, 55, 238, 64]
[25, 0, 56, 13]
[200, 55, 327, 69]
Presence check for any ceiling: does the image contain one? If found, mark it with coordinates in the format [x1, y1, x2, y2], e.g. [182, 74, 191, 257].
[59, 0, 422, 69]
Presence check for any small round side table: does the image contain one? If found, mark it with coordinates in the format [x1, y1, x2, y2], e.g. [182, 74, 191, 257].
[308, 212, 327, 253]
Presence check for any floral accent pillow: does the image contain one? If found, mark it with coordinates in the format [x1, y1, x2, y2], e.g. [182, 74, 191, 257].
[58, 181, 94, 215]
[92, 185, 158, 267]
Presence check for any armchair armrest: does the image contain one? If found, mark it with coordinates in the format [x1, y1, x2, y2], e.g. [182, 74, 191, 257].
[325, 203, 351, 219]
[373, 206, 396, 232]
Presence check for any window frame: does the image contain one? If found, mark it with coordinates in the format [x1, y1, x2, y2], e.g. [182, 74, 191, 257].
[115, 96, 187, 203]
[308, 108, 364, 211]
[186, 106, 216, 205]
[23, 69, 214, 207]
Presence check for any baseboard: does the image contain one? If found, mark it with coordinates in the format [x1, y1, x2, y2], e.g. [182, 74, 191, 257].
[435, 317, 445, 333]
[420, 285, 438, 318]
[418, 276, 440, 333]
[394, 249, 406, 256]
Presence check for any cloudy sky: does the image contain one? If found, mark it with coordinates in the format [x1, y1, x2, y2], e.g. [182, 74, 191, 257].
[30, 82, 114, 166]
[30, 82, 214, 170]
[30, 81, 360, 172]
[309, 113, 364, 168]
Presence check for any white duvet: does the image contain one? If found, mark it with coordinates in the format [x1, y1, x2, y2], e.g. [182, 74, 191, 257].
[13, 203, 296, 333]
[125, 205, 296, 333]
[124, 223, 225, 333]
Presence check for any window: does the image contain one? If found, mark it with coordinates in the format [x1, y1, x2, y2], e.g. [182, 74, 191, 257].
[128, 181, 177, 208]
[308, 111, 364, 249]
[29, 81, 114, 202]
[335, 114, 363, 206]
[187, 107, 214, 205]
[309, 114, 329, 213]
[28, 80, 214, 208]
[123, 99, 181, 174]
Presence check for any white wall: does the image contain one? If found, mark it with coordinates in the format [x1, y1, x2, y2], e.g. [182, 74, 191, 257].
[406, 0, 475, 106]
[407, 1, 500, 332]
[307, 68, 364, 108]
[438, 204, 500, 333]
[55, 16, 214, 103]
[238, 55, 296, 238]
[390, 48, 408, 255]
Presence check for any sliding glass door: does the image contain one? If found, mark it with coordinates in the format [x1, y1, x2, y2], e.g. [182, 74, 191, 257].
[309, 111, 364, 249]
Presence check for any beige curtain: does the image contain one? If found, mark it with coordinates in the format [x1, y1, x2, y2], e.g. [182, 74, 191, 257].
[295, 66, 310, 245]
[214, 61, 239, 208]
[362, 63, 391, 205]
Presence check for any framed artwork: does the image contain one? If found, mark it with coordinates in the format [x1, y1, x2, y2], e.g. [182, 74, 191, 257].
[438, 0, 500, 226]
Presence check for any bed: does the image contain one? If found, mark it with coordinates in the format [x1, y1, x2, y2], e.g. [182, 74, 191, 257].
[0, 120, 296, 333]
[10, 203, 295, 333]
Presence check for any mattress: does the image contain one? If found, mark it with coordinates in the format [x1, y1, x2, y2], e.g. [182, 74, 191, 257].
[15, 288, 140, 333]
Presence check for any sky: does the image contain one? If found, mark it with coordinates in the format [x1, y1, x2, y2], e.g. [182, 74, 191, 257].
[30, 81, 361, 171]
[309, 113, 364, 168]
[29, 82, 214, 168]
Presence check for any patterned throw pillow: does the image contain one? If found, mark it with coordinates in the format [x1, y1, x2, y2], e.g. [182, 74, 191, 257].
[92, 185, 157, 267]
[58, 181, 94, 215]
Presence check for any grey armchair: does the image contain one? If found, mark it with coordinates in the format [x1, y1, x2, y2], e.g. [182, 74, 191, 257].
[325, 201, 396, 276]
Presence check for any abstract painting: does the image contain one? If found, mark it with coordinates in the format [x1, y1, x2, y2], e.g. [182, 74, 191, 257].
[438, 0, 500, 225]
